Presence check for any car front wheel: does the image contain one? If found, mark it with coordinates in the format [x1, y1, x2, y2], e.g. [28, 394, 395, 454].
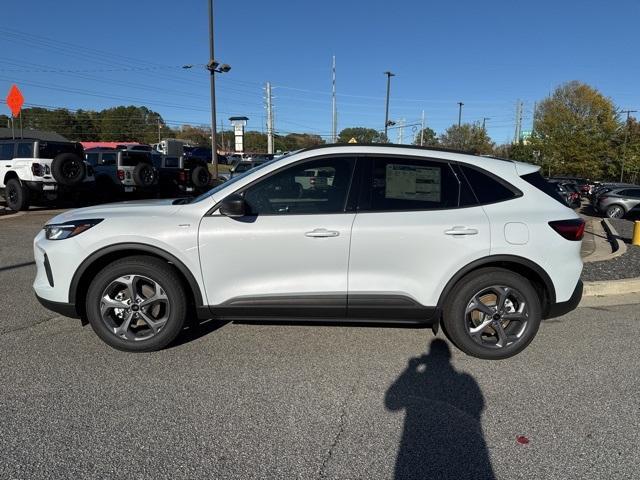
[605, 204, 625, 219]
[442, 268, 542, 360]
[86, 256, 187, 352]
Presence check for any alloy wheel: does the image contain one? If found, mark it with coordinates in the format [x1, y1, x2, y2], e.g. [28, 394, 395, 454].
[607, 205, 624, 218]
[465, 285, 529, 349]
[99, 274, 170, 341]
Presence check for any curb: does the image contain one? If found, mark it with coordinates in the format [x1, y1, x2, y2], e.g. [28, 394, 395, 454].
[583, 277, 640, 297]
[583, 219, 639, 297]
[0, 210, 24, 221]
[600, 218, 627, 259]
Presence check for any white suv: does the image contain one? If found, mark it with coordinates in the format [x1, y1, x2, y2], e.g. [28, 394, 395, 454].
[33, 145, 584, 359]
[1, 139, 95, 211]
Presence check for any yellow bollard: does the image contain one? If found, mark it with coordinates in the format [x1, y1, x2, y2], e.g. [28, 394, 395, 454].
[633, 221, 640, 246]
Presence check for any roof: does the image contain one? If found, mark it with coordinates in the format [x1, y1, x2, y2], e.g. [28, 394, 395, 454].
[0, 128, 69, 142]
[298, 142, 513, 161]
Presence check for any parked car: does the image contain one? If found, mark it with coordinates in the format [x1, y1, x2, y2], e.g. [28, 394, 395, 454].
[1, 138, 95, 211]
[589, 182, 636, 209]
[85, 148, 158, 200]
[594, 186, 640, 218]
[549, 176, 591, 196]
[548, 180, 581, 209]
[34, 144, 584, 360]
[227, 158, 269, 179]
[150, 152, 211, 197]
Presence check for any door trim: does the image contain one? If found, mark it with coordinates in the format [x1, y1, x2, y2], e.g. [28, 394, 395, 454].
[205, 293, 437, 324]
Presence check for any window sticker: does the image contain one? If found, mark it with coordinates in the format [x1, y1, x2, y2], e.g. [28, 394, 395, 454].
[384, 164, 441, 202]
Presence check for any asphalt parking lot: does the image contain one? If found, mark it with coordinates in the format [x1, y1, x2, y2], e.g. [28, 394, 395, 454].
[1, 210, 639, 480]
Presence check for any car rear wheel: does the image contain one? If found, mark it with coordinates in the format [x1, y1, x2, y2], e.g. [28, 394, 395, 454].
[5, 178, 30, 211]
[86, 256, 187, 352]
[605, 204, 625, 218]
[442, 268, 541, 360]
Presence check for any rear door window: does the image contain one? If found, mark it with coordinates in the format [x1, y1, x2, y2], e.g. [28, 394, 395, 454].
[359, 157, 465, 211]
[0, 142, 14, 160]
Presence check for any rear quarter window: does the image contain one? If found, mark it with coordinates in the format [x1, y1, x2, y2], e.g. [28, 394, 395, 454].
[521, 171, 566, 205]
[459, 165, 520, 205]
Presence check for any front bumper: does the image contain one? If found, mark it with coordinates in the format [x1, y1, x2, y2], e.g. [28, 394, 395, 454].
[546, 280, 583, 319]
[35, 293, 79, 318]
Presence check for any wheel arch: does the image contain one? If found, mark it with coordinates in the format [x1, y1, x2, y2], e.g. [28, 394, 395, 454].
[436, 255, 556, 318]
[69, 243, 205, 318]
[3, 170, 20, 186]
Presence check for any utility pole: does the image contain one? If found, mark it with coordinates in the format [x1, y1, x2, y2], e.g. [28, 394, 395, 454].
[207, 0, 218, 179]
[482, 117, 490, 131]
[220, 118, 225, 154]
[157, 118, 161, 143]
[420, 110, 425, 146]
[331, 56, 337, 143]
[532, 101, 537, 134]
[514, 100, 523, 143]
[620, 109, 637, 182]
[397, 118, 405, 144]
[384, 71, 395, 139]
[457, 102, 464, 127]
[266, 81, 274, 154]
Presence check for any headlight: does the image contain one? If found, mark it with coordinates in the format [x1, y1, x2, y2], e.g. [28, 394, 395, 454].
[44, 219, 103, 240]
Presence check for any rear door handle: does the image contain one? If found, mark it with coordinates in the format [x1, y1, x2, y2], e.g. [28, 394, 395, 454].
[444, 226, 479, 236]
[305, 228, 340, 238]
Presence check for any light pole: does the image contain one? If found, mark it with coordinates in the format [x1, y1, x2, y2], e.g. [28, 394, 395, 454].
[384, 71, 395, 140]
[482, 117, 490, 131]
[207, 0, 231, 180]
[457, 102, 464, 127]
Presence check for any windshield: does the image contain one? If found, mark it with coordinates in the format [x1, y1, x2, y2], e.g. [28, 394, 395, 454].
[189, 156, 282, 203]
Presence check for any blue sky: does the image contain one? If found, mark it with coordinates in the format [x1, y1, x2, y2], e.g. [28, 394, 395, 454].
[1, 0, 639, 144]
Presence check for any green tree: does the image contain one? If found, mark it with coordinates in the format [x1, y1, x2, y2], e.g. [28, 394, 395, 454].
[176, 125, 211, 147]
[532, 81, 619, 179]
[338, 127, 386, 144]
[439, 123, 495, 154]
[413, 127, 438, 146]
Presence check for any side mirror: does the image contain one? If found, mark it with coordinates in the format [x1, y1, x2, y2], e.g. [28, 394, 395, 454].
[219, 193, 246, 218]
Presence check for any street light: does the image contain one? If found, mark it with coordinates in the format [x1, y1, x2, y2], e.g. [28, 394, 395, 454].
[457, 102, 464, 127]
[207, 0, 231, 180]
[384, 71, 395, 140]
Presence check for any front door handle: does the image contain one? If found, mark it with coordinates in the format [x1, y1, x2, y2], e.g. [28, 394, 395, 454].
[305, 228, 340, 238]
[444, 226, 479, 236]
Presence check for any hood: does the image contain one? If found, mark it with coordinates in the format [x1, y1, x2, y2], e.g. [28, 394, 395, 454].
[46, 198, 183, 225]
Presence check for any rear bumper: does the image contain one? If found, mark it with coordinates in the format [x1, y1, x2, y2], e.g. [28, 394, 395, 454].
[545, 280, 583, 319]
[35, 293, 79, 319]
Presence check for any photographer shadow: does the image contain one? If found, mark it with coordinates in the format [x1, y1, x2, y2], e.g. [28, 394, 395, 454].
[385, 339, 495, 480]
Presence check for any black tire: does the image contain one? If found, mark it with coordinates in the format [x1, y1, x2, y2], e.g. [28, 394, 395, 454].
[191, 165, 211, 188]
[133, 162, 156, 187]
[51, 153, 86, 186]
[442, 268, 542, 360]
[5, 178, 30, 211]
[605, 204, 625, 219]
[85, 256, 187, 352]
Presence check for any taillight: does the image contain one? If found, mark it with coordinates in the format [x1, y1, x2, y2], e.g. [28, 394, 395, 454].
[549, 219, 585, 241]
[117, 169, 125, 180]
[178, 171, 188, 182]
[31, 163, 44, 176]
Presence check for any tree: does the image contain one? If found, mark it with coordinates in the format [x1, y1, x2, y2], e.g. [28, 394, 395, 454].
[338, 127, 386, 144]
[531, 81, 619, 179]
[176, 125, 211, 147]
[439, 123, 495, 154]
[413, 127, 438, 146]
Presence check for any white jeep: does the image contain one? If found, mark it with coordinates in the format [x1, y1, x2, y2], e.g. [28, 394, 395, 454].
[0, 138, 95, 211]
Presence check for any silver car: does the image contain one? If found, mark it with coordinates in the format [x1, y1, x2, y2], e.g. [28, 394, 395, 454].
[596, 186, 640, 218]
